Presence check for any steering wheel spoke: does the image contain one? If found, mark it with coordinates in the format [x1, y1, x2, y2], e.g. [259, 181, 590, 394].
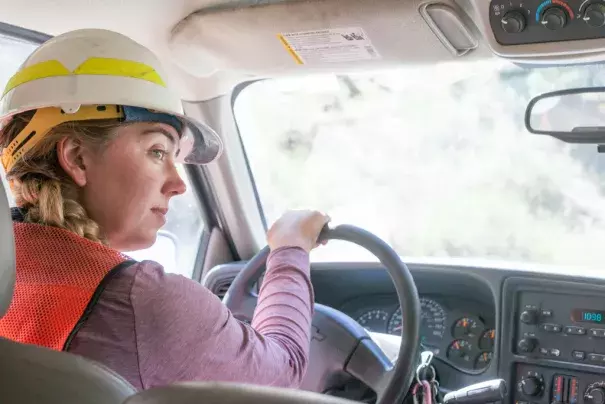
[345, 337, 394, 398]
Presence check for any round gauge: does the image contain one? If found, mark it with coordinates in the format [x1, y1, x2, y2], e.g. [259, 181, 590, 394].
[356, 309, 389, 333]
[447, 339, 473, 366]
[387, 298, 447, 347]
[475, 351, 493, 370]
[479, 329, 495, 350]
[452, 317, 482, 339]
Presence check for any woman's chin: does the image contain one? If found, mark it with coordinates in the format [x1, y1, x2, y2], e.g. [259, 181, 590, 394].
[110, 231, 158, 253]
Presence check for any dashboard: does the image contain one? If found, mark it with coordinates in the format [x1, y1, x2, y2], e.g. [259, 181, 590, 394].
[205, 259, 605, 403]
[341, 295, 495, 373]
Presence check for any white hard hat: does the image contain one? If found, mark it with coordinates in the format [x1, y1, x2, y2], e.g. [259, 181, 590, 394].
[0, 28, 222, 172]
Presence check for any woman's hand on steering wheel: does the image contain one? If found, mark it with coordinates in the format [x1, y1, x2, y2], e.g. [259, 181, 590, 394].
[267, 210, 330, 252]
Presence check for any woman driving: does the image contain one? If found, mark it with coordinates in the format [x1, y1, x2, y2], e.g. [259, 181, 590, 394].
[0, 28, 329, 390]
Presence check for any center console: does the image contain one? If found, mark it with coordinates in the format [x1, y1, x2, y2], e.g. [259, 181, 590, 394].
[501, 277, 605, 404]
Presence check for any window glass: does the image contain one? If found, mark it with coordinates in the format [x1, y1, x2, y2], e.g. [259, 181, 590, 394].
[0, 34, 203, 277]
[234, 60, 605, 269]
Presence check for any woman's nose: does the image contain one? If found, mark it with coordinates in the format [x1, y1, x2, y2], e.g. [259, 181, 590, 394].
[163, 163, 187, 196]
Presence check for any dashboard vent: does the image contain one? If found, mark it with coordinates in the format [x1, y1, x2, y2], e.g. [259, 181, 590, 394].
[213, 278, 234, 300]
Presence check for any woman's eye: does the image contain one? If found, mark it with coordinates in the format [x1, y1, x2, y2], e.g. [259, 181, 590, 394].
[150, 149, 167, 160]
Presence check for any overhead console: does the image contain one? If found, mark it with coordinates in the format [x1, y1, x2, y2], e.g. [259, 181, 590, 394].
[489, 0, 605, 45]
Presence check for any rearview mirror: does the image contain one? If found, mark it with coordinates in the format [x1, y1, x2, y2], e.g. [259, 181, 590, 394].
[525, 87, 605, 144]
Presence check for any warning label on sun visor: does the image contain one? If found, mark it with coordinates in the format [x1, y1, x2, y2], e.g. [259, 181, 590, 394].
[277, 27, 380, 65]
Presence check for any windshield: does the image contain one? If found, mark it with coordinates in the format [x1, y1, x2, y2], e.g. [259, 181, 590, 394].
[234, 59, 605, 268]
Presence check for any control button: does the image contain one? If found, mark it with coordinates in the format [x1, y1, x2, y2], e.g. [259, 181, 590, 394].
[501, 11, 527, 34]
[520, 309, 539, 325]
[572, 350, 586, 360]
[543, 323, 562, 333]
[590, 329, 605, 338]
[541, 309, 553, 317]
[541, 7, 568, 30]
[549, 348, 561, 357]
[565, 326, 587, 335]
[518, 337, 537, 353]
[588, 353, 605, 363]
[583, 3, 605, 28]
[539, 347, 549, 355]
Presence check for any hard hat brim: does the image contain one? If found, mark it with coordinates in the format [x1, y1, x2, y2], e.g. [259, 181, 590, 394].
[176, 112, 223, 165]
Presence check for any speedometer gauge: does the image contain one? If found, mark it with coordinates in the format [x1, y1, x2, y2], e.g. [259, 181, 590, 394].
[387, 298, 447, 346]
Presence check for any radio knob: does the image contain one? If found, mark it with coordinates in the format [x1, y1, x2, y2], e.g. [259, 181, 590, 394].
[541, 7, 568, 30]
[520, 309, 538, 325]
[583, 3, 605, 27]
[518, 337, 538, 353]
[586, 387, 605, 404]
[501, 11, 527, 33]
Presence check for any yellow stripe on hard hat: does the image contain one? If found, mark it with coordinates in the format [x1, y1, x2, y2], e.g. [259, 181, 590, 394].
[3, 57, 166, 96]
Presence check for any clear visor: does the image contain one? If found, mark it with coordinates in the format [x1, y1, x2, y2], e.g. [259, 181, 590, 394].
[176, 119, 223, 165]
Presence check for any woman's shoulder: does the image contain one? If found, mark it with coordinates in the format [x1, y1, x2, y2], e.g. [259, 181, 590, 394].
[127, 260, 217, 308]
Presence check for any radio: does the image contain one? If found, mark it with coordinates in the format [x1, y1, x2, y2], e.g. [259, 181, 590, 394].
[515, 291, 605, 366]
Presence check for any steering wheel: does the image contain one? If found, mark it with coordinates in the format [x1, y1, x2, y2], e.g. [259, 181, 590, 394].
[223, 224, 421, 404]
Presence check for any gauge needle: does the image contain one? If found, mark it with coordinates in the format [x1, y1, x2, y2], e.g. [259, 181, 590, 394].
[393, 325, 403, 331]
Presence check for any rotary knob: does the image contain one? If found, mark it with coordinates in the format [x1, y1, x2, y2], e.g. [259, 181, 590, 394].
[583, 3, 605, 27]
[586, 388, 605, 404]
[501, 11, 527, 33]
[520, 309, 538, 325]
[518, 337, 538, 353]
[521, 376, 543, 396]
[541, 6, 568, 30]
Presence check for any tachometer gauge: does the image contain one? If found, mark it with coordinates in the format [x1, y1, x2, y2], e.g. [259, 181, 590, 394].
[474, 352, 493, 369]
[447, 339, 473, 366]
[387, 298, 447, 347]
[479, 329, 495, 350]
[356, 310, 389, 333]
[452, 317, 482, 338]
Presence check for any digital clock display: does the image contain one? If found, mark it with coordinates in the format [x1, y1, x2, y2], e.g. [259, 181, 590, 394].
[571, 309, 605, 324]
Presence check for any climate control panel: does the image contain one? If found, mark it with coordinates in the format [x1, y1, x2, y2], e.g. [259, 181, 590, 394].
[489, 0, 605, 45]
[514, 364, 605, 404]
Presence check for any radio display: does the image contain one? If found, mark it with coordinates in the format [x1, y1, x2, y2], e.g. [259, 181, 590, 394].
[572, 309, 605, 324]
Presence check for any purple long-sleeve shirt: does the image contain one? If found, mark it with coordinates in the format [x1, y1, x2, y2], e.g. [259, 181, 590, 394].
[66, 247, 313, 390]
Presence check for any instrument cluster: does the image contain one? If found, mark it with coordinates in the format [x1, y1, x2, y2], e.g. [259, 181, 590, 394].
[354, 297, 495, 373]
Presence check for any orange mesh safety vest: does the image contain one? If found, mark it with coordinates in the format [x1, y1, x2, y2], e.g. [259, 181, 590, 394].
[0, 222, 133, 351]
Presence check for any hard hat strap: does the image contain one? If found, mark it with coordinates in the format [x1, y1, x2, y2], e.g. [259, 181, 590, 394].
[1, 105, 124, 173]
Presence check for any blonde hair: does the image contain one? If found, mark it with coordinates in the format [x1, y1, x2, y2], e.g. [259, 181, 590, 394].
[1, 111, 123, 243]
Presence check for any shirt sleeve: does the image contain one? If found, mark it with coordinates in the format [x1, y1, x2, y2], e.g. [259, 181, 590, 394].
[130, 246, 313, 389]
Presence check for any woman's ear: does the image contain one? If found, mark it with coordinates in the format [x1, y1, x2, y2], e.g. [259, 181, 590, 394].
[56, 137, 88, 187]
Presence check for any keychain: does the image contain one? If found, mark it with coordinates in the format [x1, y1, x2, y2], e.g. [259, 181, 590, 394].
[415, 351, 441, 404]
[412, 382, 423, 404]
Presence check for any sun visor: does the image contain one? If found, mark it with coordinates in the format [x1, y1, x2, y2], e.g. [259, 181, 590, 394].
[168, 0, 490, 81]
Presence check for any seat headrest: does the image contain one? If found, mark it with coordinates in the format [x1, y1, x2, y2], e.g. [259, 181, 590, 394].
[0, 178, 15, 317]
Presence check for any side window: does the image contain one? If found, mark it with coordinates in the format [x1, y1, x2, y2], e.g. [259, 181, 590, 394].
[0, 34, 204, 278]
